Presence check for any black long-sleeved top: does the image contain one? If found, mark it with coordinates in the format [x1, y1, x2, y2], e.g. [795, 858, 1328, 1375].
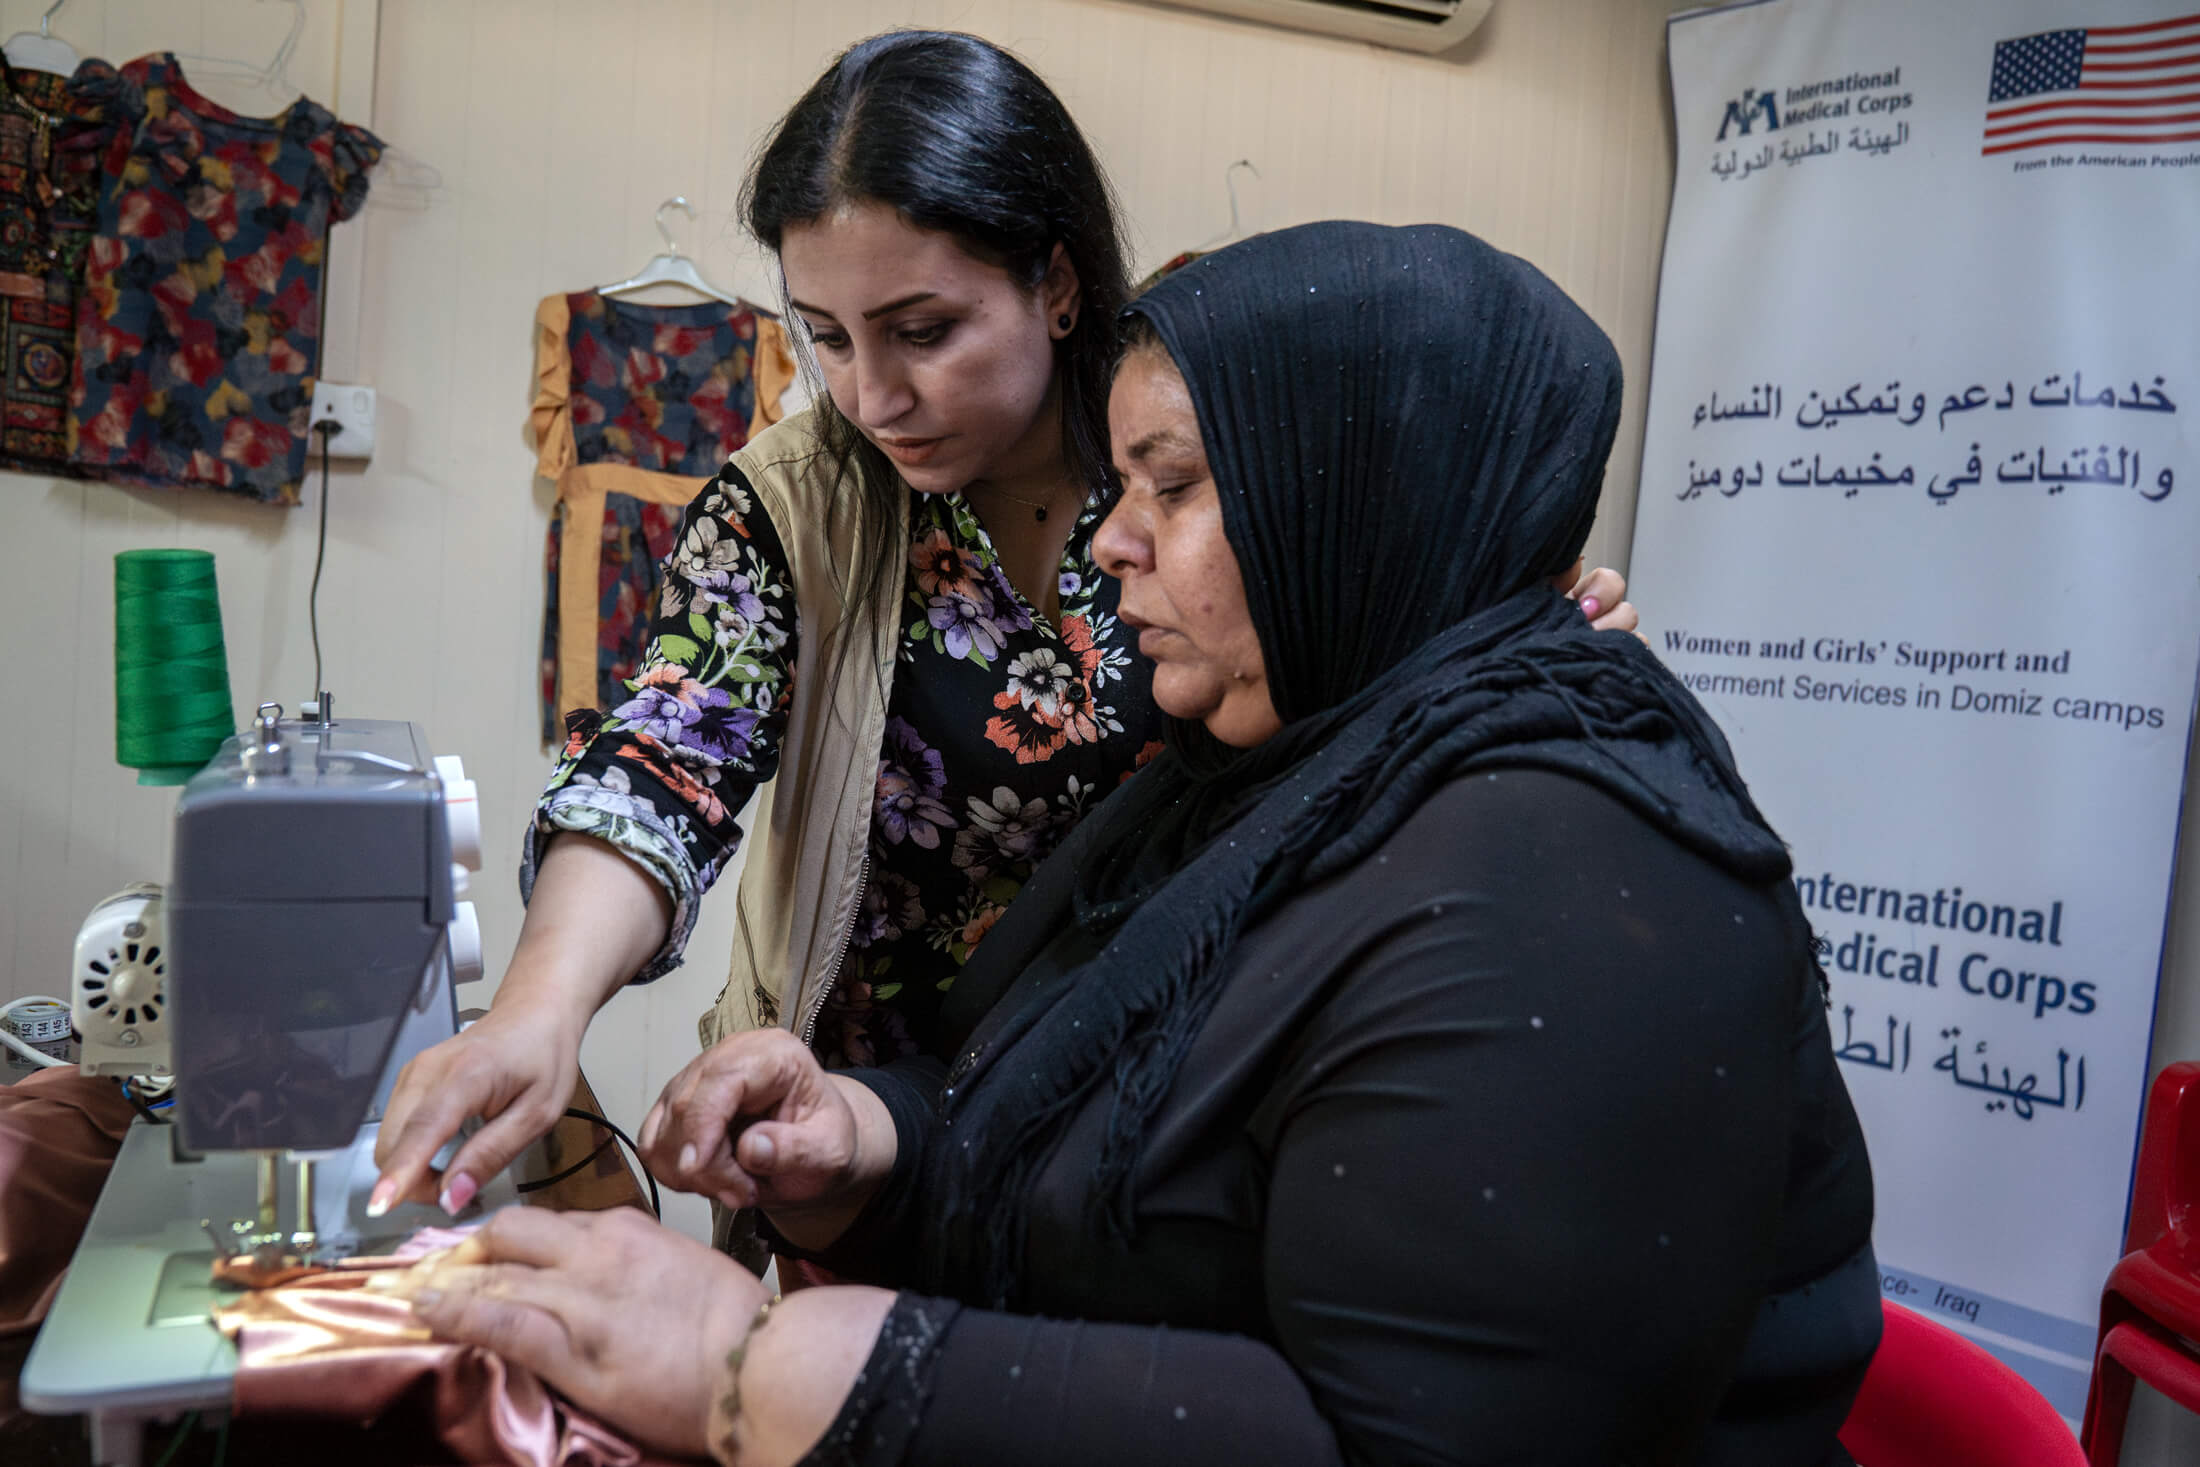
[793, 767, 1879, 1467]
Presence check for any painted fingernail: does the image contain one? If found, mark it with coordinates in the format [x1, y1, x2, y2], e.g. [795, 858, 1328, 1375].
[1579, 596, 1602, 620]
[366, 1179, 396, 1218]
[677, 1143, 697, 1174]
[439, 1173, 478, 1217]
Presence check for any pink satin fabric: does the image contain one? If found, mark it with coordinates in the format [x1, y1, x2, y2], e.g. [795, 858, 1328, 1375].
[215, 1235, 693, 1466]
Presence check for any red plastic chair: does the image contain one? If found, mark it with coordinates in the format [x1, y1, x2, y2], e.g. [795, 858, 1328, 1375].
[1839, 1298, 2084, 1467]
[2082, 1061, 2200, 1465]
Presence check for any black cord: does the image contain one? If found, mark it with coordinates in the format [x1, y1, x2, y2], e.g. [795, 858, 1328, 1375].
[514, 1132, 615, 1195]
[309, 420, 337, 695]
[512, 1107, 660, 1217]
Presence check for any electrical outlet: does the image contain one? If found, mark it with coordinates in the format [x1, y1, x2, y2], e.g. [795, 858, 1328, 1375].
[308, 382, 377, 460]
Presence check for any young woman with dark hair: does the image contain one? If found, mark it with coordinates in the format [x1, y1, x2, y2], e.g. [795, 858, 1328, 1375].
[371, 31, 1637, 1229]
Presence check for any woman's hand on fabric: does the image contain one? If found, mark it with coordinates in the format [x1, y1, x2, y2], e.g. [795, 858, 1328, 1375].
[372, 998, 583, 1218]
[638, 1029, 897, 1249]
[383, 1206, 764, 1460]
[374, 833, 673, 1218]
[1553, 560, 1641, 639]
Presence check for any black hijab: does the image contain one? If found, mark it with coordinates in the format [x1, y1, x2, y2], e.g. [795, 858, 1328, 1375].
[924, 221, 1792, 1306]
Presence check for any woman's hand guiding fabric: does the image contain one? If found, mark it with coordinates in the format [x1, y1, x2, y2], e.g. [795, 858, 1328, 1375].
[637, 1029, 897, 1250]
[372, 833, 675, 1217]
[377, 1207, 765, 1460]
[371, 1000, 584, 1216]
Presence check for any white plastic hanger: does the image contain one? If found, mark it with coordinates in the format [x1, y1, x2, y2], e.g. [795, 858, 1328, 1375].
[1191, 159, 1260, 252]
[363, 146, 444, 212]
[4, 1, 79, 78]
[166, 0, 441, 210]
[170, 0, 305, 109]
[601, 197, 746, 307]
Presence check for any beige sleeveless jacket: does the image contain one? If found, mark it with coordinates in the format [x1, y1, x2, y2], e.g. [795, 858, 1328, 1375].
[694, 409, 910, 1051]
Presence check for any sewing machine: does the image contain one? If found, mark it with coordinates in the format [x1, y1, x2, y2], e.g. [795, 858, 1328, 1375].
[20, 697, 505, 1466]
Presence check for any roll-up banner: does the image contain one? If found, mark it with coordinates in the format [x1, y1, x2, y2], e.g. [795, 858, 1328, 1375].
[1633, 0, 2200, 1420]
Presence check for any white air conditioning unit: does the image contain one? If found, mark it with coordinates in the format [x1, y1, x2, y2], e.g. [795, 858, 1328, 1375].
[1139, 0, 1494, 54]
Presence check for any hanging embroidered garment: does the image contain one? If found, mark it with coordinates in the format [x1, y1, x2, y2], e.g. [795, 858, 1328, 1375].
[68, 53, 383, 503]
[530, 289, 796, 739]
[0, 55, 110, 473]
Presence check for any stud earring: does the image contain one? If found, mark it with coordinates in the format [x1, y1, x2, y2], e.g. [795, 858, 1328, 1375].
[1057, 314, 1073, 331]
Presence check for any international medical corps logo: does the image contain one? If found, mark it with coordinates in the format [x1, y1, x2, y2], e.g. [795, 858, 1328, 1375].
[1708, 67, 1912, 179]
[1718, 87, 1780, 139]
[1714, 71, 1910, 141]
[1983, 11, 2200, 156]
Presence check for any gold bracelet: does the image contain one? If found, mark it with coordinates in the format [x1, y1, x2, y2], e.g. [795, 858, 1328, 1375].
[708, 1294, 780, 1467]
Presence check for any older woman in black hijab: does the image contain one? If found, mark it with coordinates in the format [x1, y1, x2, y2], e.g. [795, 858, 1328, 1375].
[392, 222, 1879, 1467]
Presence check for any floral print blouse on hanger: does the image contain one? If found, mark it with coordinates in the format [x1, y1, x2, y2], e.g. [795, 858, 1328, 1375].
[68, 53, 383, 503]
[533, 463, 1159, 1067]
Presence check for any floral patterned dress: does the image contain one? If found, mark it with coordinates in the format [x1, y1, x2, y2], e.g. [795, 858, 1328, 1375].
[533, 461, 1159, 1066]
[530, 289, 793, 738]
[67, 54, 383, 503]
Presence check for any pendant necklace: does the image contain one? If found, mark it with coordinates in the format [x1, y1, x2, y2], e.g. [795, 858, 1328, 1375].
[977, 486, 1053, 522]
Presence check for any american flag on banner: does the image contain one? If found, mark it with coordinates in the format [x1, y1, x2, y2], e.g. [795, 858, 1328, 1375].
[1983, 11, 2200, 155]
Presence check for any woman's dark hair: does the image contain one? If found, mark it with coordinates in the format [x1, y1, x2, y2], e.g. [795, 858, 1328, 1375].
[742, 30, 1133, 671]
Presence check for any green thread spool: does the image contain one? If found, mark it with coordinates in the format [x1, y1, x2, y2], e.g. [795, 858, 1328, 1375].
[115, 549, 235, 786]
